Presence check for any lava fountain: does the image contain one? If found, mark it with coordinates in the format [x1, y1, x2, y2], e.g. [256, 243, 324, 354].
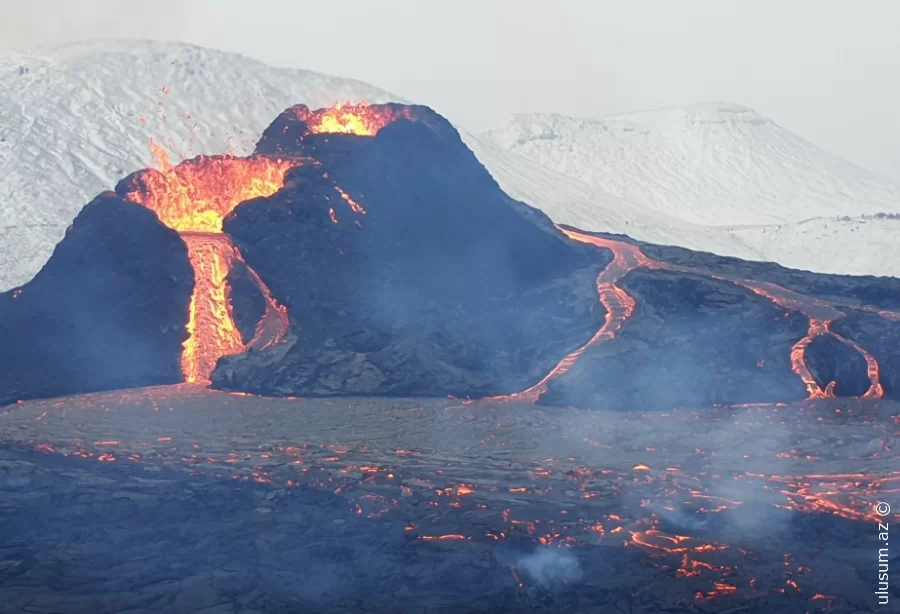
[123, 141, 294, 383]
[292, 102, 415, 136]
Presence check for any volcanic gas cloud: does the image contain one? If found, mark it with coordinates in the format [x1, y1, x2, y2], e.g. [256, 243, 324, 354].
[121, 103, 412, 383]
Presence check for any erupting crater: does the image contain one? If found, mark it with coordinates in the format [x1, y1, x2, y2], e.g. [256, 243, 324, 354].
[122, 140, 293, 383]
[291, 101, 416, 136]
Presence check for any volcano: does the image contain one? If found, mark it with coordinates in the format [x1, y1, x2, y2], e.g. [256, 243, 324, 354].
[2, 102, 900, 409]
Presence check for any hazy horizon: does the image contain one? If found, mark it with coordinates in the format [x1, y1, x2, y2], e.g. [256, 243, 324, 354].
[2, 0, 899, 182]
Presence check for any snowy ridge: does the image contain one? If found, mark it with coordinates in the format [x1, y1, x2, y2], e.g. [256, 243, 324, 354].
[482, 104, 900, 227]
[724, 213, 900, 278]
[1, 41, 898, 289]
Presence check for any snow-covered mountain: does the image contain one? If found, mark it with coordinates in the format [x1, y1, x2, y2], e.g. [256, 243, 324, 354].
[1, 40, 898, 290]
[479, 105, 900, 278]
[482, 104, 900, 227]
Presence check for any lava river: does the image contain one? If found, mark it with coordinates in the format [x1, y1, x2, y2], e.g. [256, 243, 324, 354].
[497, 226, 886, 404]
[124, 103, 412, 384]
[122, 141, 293, 383]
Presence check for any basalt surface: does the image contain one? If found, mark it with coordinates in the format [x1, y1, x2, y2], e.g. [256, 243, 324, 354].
[0, 194, 192, 405]
[832, 312, 900, 397]
[0, 388, 896, 613]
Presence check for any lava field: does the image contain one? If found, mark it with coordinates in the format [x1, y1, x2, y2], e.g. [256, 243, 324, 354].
[0, 388, 897, 612]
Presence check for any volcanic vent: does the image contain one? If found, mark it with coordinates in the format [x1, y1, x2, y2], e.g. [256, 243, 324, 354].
[117, 103, 435, 384]
[116, 144, 294, 383]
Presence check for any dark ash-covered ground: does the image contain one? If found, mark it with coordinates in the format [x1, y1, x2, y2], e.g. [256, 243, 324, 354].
[0, 387, 896, 613]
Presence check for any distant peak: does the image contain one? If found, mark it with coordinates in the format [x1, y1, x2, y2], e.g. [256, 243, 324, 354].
[603, 102, 767, 125]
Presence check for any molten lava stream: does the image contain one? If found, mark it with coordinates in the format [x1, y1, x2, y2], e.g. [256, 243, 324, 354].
[124, 143, 298, 384]
[237, 250, 289, 351]
[181, 234, 244, 384]
[498, 225, 884, 403]
[789, 319, 836, 399]
[827, 324, 884, 398]
[491, 227, 649, 402]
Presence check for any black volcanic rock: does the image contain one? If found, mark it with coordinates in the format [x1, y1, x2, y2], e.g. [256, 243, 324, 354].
[540, 270, 810, 410]
[804, 334, 871, 397]
[636, 239, 900, 309]
[226, 258, 266, 345]
[832, 312, 900, 398]
[212, 108, 609, 397]
[0, 193, 192, 405]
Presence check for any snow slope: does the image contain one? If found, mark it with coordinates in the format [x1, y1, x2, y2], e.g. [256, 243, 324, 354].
[481, 104, 900, 227]
[0, 40, 401, 290]
[1, 41, 898, 289]
[480, 104, 900, 278]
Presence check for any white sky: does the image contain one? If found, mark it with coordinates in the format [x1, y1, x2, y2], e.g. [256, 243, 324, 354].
[3, 0, 899, 181]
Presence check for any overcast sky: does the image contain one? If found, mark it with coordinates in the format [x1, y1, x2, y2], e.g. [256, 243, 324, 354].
[3, 0, 899, 180]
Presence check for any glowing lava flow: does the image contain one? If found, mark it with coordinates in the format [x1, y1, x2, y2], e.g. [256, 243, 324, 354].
[789, 319, 837, 399]
[179, 234, 244, 383]
[131, 139, 297, 232]
[828, 323, 884, 398]
[292, 102, 415, 136]
[123, 141, 293, 383]
[492, 229, 651, 401]
[502, 226, 884, 403]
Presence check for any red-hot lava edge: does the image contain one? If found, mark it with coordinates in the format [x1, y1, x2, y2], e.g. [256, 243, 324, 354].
[492, 226, 889, 403]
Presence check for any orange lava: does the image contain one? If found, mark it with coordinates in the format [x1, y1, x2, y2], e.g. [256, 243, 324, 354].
[498, 225, 885, 404]
[790, 319, 835, 399]
[126, 140, 296, 233]
[488, 228, 647, 402]
[294, 102, 414, 136]
[124, 141, 294, 383]
[180, 234, 244, 383]
[239, 252, 290, 352]
[828, 324, 884, 398]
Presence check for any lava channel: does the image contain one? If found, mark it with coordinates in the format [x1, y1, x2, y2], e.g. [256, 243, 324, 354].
[123, 140, 294, 383]
[501, 226, 884, 404]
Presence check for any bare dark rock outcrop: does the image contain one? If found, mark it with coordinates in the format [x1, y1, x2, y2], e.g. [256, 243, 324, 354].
[0, 193, 192, 405]
[832, 311, 900, 397]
